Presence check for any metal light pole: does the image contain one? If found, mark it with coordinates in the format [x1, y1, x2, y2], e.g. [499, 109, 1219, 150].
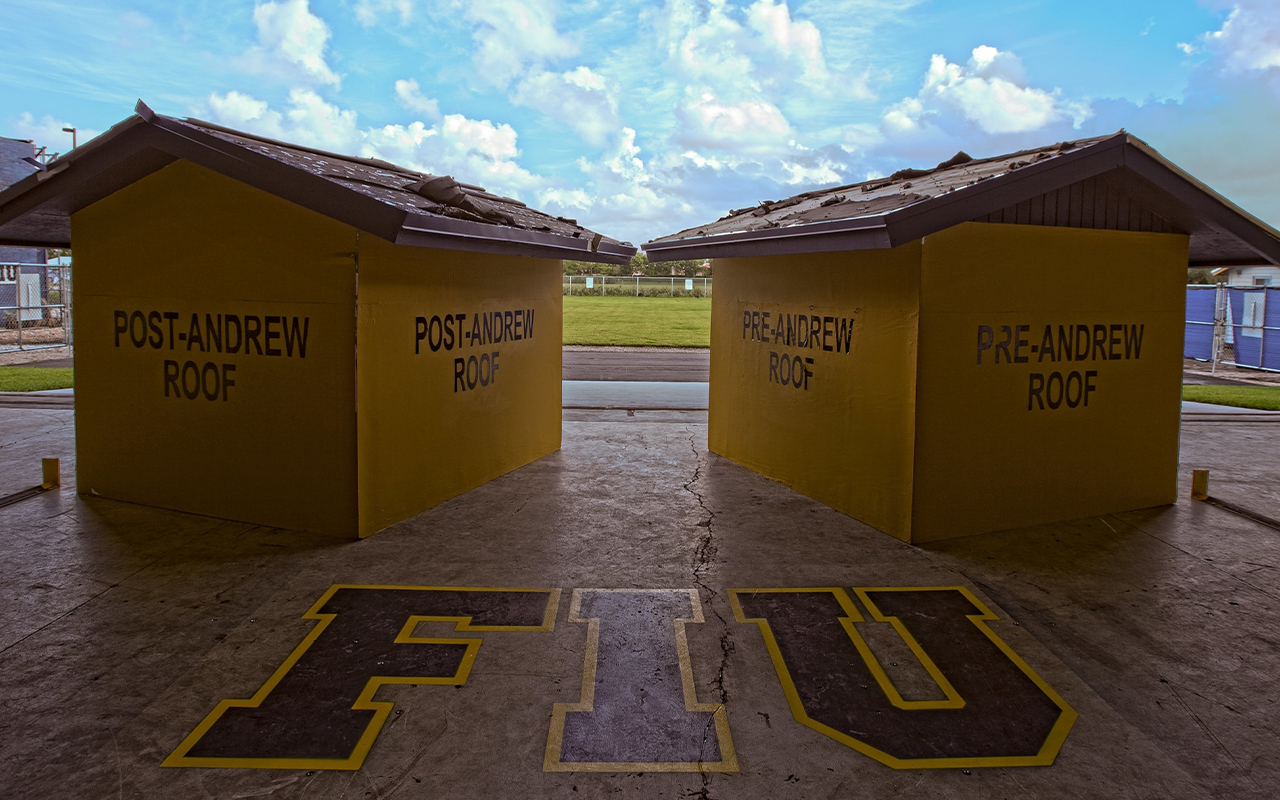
[62, 127, 77, 149]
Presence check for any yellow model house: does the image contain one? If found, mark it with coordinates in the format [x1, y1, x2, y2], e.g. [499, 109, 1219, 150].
[0, 102, 634, 537]
[645, 134, 1280, 542]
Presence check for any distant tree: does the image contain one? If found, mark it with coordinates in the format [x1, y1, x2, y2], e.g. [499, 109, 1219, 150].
[1187, 267, 1216, 285]
[564, 253, 713, 277]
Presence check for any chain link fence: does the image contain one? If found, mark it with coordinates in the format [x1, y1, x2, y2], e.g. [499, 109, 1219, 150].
[564, 275, 711, 298]
[1185, 284, 1280, 373]
[1, 263, 73, 353]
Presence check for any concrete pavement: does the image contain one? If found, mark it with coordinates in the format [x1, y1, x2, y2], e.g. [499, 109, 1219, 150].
[0, 401, 1278, 798]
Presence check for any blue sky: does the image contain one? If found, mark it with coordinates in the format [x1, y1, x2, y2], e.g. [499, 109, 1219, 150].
[2, 0, 1278, 245]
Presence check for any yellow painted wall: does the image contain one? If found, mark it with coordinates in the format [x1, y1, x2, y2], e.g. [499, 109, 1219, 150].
[72, 160, 360, 534]
[354, 238, 562, 537]
[709, 246, 922, 539]
[910, 223, 1187, 541]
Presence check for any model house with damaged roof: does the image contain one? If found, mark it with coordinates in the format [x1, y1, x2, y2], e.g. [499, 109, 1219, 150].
[0, 101, 634, 538]
[645, 132, 1280, 543]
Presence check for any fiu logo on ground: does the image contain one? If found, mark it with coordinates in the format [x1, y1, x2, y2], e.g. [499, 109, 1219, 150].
[163, 584, 1075, 773]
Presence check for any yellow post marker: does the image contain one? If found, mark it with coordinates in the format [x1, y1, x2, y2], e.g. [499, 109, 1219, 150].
[1191, 470, 1210, 500]
[41, 458, 60, 489]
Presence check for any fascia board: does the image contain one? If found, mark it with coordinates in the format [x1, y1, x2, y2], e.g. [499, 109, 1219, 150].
[397, 215, 634, 264]
[643, 217, 891, 262]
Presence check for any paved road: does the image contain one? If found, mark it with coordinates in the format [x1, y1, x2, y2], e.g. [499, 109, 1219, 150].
[563, 349, 708, 382]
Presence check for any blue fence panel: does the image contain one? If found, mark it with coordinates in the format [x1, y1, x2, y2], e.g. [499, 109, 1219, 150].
[1184, 286, 1216, 360]
[1228, 288, 1265, 368]
[1264, 287, 1280, 371]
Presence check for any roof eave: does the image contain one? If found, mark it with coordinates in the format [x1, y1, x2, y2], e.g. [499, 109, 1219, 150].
[398, 214, 634, 263]
[643, 216, 891, 262]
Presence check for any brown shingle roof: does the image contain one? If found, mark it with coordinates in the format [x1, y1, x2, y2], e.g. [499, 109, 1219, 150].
[645, 133, 1280, 267]
[0, 101, 634, 264]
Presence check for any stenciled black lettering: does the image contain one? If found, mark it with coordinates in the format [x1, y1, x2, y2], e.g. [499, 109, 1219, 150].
[1028, 373, 1045, 410]
[164, 311, 180, 349]
[283, 317, 309, 358]
[148, 311, 163, 349]
[1014, 324, 1030, 363]
[130, 310, 147, 349]
[976, 325, 993, 364]
[1074, 325, 1090, 361]
[1091, 324, 1108, 361]
[201, 362, 220, 401]
[182, 361, 200, 400]
[769, 351, 779, 383]
[187, 313, 205, 352]
[994, 325, 1013, 364]
[454, 358, 465, 392]
[1108, 324, 1122, 360]
[244, 316, 263, 355]
[428, 315, 443, 353]
[163, 360, 180, 397]
[444, 314, 456, 351]
[1124, 324, 1144, 359]
[205, 315, 221, 353]
[1038, 325, 1055, 363]
[226, 315, 243, 355]
[114, 310, 128, 347]
[1046, 372, 1064, 409]
[1065, 371, 1083, 408]
[264, 316, 282, 356]
[415, 316, 427, 354]
[221, 363, 236, 401]
[1085, 370, 1098, 405]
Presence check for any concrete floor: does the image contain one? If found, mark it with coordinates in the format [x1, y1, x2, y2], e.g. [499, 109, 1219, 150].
[1, 403, 1278, 798]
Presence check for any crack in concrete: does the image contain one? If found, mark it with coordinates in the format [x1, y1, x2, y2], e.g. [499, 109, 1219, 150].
[682, 428, 733, 798]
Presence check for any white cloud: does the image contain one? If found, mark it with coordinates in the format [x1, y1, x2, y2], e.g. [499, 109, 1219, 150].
[10, 113, 100, 156]
[513, 66, 619, 147]
[461, 0, 576, 89]
[242, 0, 340, 88]
[1202, 3, 1280, 72]
[676, 90, 793, 152]
[745, 0, 829, 86]
[355, 0, 415, 27]
[884, 47, 1090, 136]
[394, 79, 441, 119]
[204, 90, 543, 198]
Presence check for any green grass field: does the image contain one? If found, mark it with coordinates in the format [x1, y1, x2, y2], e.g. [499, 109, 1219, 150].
[0, 367, 75, 392]
[1182, 384, 1280, 411]
[563, 296, 711, 347]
